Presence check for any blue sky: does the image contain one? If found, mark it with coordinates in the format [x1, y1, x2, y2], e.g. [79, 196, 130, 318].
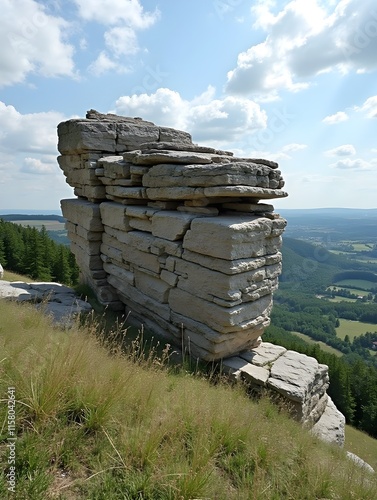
[0, 0, 376, 211]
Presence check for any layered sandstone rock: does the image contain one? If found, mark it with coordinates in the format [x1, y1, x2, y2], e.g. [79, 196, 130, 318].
[59, 111, 288, 360]
[58, 111, 345, 445]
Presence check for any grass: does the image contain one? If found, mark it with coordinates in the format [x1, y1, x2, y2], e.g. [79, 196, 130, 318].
[1, 270, 37, 283]
[345, 425, 377, 472]
[0, 300, 376, 499]
[291, 331, 343, 357]
[336, 318, 377, 341]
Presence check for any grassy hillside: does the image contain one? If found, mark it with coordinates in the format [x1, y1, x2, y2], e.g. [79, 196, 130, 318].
[0, 300, 376, 499]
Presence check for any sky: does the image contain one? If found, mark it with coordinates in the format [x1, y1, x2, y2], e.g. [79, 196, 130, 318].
[0, 0, 376, 212]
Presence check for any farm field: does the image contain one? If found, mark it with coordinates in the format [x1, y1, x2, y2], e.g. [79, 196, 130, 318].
[336, 318, 377, 341]
[334, 279, 376, 291]
[291, 331, 343, 357]
[11, 219, 66, 231]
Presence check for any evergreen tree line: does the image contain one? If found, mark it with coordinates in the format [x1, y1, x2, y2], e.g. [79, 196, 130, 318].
[264, 325, 377, 439]
[0, 219, 79, 286]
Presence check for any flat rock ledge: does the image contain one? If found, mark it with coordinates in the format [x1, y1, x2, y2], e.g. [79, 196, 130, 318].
[0, 280, 92, 326]
[222, 342, 346, 447]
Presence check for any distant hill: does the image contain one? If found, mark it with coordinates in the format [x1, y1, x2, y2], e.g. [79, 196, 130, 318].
[0, 209, 62, 216]
[280, 237, 376, 292]
[0, 214, 65, 222]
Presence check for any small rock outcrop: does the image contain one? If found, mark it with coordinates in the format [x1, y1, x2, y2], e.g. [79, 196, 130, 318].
[222, 342, 345, 446]
[0, 263, 4, 279]
[0, 280, 92, 326]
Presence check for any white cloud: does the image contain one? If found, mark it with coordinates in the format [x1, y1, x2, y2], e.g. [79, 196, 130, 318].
[104, 26, 139, 56]
[0, 102, 67, 156]
[281, 143, 307, 153]
[72, 0, 159, 75]
[322, 111, 349, 124]
[88, 51, 131, 76]
[0, 0, 75, 87]
[355, 95, 377, 118]
[226, 0, 377, 97]
[21, 157, 56, 175]
[330, 158, 373, 170]
[73, 0, 159, 28]
[325, 144, 356, 156]
[115, 87, 267, 144]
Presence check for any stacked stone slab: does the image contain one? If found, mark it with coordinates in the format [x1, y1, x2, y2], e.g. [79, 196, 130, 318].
[222, 342, 345, 445]
[58, 110, 288, 359]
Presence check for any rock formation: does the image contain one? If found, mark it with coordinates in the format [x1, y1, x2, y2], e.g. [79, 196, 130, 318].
[58, 110, 287, 360]
[57, 111, 346, 445]
[0, 263, 3, 279]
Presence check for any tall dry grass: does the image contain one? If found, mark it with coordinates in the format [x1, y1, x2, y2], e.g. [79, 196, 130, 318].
[0, 299, 376, 499]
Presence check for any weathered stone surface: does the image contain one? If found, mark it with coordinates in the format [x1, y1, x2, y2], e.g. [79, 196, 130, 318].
[267, 350, 320, 402]
[139, 141, 233, 156]
[61, 198, 103, 232]
[159, 126, 192, 144]
[311, 397, 346, 447]
[346, 452, 375, 474]
[123, 151, 213, 165]
[182, 249, 282, 275]
[183, 215, 286, 260]
[175, 257, 275, 303]
[97, 156, 131, 178]
[169, 287, 272, 333]
[134, 269, 171, 303]
[142, 162, 282, 189]
[151, 211, 198, 241]
[222, 357, 269, 385]
[222, 202, 274, 213]
[58, 119, 117, 154]
[100, 202, 132, 231]
[0, 280, 92, 325]
[0, 263, 3, 279]
[116, 123, 160, 151]
[240, 342, 286, 366]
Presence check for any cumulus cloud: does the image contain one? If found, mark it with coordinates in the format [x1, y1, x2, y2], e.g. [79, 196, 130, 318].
[322, 111, 349, 124]
[88, 51, 131, 76]
[73, 0, 159, 28]
[73, 0, 159, 72]
[330, 158, 372, 170]
[0, 0, 75, 87]
[325, 144, 356, 156]
[115, 87, 267, 144]
[0, 102, 66, 156]
[21, 157, 57, 175]
[226, 0, 377, 97]
[355, 95, 377, 118]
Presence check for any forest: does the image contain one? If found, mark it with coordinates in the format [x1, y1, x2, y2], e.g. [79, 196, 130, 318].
[266, 209, 377, 439]
[0, 219, 78, 285]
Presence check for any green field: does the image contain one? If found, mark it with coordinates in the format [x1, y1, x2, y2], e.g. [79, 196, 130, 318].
[336, 319, 377, 341]
[328, 296, 357, 303]
[11, 219, 66, 231]
[291, 331, 343, 357]
[334, 279, 376, 291]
